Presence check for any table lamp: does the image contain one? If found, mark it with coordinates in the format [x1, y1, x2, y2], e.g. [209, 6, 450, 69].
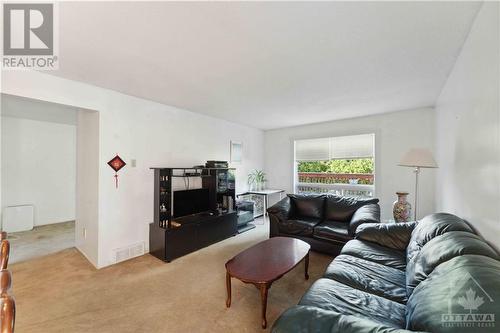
[398, 148, 438, 220]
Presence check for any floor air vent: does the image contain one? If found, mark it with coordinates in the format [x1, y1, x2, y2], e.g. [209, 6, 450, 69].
[113, 242, 145, 263]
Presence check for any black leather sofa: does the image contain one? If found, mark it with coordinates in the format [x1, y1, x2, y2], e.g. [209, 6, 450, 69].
[272, 213, 500, 333]
[267, 194, 380, 255]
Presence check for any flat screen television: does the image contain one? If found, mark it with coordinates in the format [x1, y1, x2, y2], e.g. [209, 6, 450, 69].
[173, 188, 210, 217]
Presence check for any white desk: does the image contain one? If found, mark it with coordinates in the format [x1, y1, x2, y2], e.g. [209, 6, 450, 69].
[237, 189, 285, 218]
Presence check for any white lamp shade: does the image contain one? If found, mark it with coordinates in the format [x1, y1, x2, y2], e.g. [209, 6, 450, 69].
[399, 148, 438, 168]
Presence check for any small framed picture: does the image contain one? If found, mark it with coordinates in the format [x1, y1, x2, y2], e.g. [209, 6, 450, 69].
[230, 141, 242, 163]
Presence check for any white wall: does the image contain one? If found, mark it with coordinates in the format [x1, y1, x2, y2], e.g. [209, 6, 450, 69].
[1, 116, 76, 226]
[1, 70, 264, 268]
[76, 110, 99, 265]
[435, 2, 500, 249]
[264, 107, 436, 221]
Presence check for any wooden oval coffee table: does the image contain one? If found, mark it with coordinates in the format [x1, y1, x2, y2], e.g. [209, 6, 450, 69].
[225, 236, 310, 329]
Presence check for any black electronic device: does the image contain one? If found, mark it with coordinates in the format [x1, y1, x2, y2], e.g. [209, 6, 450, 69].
[205, 160, 228, 168]
[173, 188, 210, 217]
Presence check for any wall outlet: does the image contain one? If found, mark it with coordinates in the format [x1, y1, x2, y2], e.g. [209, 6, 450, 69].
[130, 159, 137, 167]
[82, 227, 87, 239]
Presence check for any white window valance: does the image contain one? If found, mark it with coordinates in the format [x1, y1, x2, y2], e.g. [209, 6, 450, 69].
[295, 133, 374, 161]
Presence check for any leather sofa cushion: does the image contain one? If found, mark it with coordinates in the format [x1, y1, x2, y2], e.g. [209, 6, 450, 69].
[324, 255, 407, 303]
[299, 278, 406, 328]
[341, 239, 406, 270]
[348, 204, 381, 235]
[406, 213, 474, 264]
[272, 305, 412, 333]
[405, 213, 475, 297]
[406, 231, 500, 296]
[406, 255, 500, 333]
[355, 222, 416, 251]
[278, 217, 321, 236]
[324, 195, 379, 222]
[289, 194, 325, 219]
[313, 220, 351, 242]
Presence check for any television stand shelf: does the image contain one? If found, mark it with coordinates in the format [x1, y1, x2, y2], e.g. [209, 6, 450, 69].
[149, 167, 238, 262]
[149, 210, 237, 262]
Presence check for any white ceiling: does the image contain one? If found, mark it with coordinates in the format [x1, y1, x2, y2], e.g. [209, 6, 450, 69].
[50, 1, 482, 130]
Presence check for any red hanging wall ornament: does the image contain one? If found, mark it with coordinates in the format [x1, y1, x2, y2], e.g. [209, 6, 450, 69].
[107, 155, 126, 188]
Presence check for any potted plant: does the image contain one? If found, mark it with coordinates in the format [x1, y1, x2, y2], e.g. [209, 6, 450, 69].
[248, 170, 267, 191]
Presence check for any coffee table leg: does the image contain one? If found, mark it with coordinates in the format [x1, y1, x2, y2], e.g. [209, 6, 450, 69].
[304, 251, 310, 280]
[226, 272, 231, 308]
[259, 283, 269, 329]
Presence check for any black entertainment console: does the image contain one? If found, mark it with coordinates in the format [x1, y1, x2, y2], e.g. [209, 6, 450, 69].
[149, 166, 238, 262]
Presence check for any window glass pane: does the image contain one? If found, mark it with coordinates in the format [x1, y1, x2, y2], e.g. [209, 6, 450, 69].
[294, 133, 375, 198]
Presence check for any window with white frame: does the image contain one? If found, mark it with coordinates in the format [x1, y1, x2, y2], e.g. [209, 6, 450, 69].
[294, 133, 375, 197]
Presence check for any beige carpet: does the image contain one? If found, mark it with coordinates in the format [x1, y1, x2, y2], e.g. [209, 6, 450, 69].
[10, 218, 332, 333]
[8, 221, 75, 264]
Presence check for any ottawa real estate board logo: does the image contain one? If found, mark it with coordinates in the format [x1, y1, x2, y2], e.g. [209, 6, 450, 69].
[441, 272, 495, 329]
[2, 2, 58, 69]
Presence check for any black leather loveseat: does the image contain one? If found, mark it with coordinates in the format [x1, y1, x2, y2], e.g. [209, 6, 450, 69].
[267, 194, 380, 255]
[272, 213, 500, 333]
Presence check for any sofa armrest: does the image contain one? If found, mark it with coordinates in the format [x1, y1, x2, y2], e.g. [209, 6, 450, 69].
[267, 196, 291, 237]
[349, 203, 380, 235]
[267, 196, 291, 220]
[272, 305, 422, 333]
[355, 222, 417, 251]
